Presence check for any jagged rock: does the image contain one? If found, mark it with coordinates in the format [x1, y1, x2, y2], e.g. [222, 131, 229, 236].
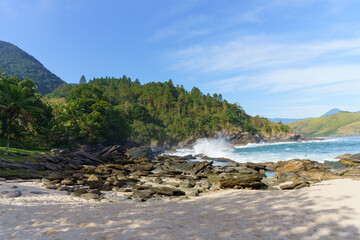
[338, 167, 360, 177]
[274, 159, 317, 173]
[81, 165, 97, 174]
[219, 174, 263, 189]
[132, 189, 153, 199]
[125, 146, 153, 159]
[76, 151, 102, 163]
[150, 186, 185, 196]
[323, 160, 349, 173]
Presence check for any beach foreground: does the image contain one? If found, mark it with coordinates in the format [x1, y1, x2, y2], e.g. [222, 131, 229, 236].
[1, 179, 360, 240]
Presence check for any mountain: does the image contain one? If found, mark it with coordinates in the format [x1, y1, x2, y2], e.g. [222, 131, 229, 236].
[288, 112, 360, 137]
[268, 118, 303, 125]
[0, 40, 64, 94]
[321, 108, 343, 117]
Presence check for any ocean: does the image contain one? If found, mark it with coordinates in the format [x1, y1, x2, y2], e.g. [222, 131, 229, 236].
[172, 136, 360, 163]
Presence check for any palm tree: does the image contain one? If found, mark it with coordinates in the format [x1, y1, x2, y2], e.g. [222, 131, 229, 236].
[0, 82, 37, 155]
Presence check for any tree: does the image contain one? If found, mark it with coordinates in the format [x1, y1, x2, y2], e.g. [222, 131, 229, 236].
[0, 77, 39, 155]
[79, 75, 87, 84]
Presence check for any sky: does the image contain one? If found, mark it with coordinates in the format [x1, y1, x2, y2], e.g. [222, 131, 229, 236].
[1, 0, 360, 118]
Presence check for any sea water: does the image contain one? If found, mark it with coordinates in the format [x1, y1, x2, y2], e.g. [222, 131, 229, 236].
[172, 136, 360, 163]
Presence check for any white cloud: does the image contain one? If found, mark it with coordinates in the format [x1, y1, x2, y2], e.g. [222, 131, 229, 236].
[170, 37, 360, 73]
[209, 64, 360, 94]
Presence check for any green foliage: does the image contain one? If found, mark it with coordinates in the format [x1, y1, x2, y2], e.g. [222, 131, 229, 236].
[0, 40, 64, 94]
[0, 76, 52, 153]
[289, 112, 360, 137]
[79, 75, 87, 84]
[46, 76, 289, 145]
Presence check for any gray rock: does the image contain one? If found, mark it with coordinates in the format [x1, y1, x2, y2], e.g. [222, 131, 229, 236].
[150, 186, 185, 196]
[30, 191, 49, 195]
[57, 186, 70, 191]
[0, 177, 6, 181]
[180, 188, 200, 196]
[132, 189, 153, 199]
[0, 190, 21, 198]
[101, 192, 130, 202]
[79, 193, 100, 200]
[154, 177, 163, 184]
[41, 178, 52, 186]
[45, 185, 58, 190]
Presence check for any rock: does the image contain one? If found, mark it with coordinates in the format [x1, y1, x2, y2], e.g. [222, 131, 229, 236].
[195, 180, 211, 190]
[47, 173, 64, 181]
[219, 175, 263, 189]
[274, 159, 317, 173]
[79, 193, 100, 200]
[41, 178, 52, 186]
[57, 186, 70, 191]
[0, 177, 6, 181]
[73, 188, 88, 194]
[81, 165, 97, 174]
[338, 167, 360, 177]
[276, 172, 297, 183]
[101, 192, 130, 202]
[30, 191, 49, 195]
[154, 177, 163, 184]
[150, 186, 185, 196]
[180, 188, 200, 196]
[89, 189, 101, 195]
[279, 181, 310, 190]
[45, 185, 58, 190]
[131, 163, 153, 172]
[321, 160, 346, 172]
[76, 151, 102, 163]
[132, 189, 153, 200]
[61, 180, 74, 185]
[125, 146, 153, 159]
[0, 190, 22, 198]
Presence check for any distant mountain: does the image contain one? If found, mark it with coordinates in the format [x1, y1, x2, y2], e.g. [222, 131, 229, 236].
[0, 40, 65, 94]
[321, 108, 343, 117]
[288, 112, 360, 137]
[268, 118, 303, 125]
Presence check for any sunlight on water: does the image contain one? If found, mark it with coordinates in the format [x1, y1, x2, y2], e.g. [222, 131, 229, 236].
[172, 136, 360, 163]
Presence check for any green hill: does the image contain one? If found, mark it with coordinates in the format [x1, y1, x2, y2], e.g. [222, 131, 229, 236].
[288, 112, 360, 137]
[0, 40, 64, 94]
[45, 77, 293, 146]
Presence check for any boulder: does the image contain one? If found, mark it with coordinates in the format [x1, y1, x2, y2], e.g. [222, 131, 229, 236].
[150, 186, 185, 196]
[274, 159, 317, 173]
[323, 160, 349, 173]
[61, 180, 74, 185]
[132, 189, 153, 199]
[125, 146, 153, 159]
[79, 193, 100, 200]
[0, 190, 21, 198]
[219, 174, 263, 189]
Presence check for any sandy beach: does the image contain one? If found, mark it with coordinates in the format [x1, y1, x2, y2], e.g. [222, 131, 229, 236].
[0, 179, 359, 240]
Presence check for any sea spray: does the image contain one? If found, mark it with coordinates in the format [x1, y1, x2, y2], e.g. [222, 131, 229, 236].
[171, 136, 360, 163]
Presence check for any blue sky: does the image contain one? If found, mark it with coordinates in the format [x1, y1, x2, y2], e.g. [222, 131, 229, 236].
[1, 0, 360, 118]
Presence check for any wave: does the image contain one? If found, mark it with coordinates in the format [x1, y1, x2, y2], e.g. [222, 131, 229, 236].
[234, 138, 340, 149]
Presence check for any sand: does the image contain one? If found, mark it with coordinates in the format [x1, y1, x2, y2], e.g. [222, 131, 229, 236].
[1, 179, 360, 240]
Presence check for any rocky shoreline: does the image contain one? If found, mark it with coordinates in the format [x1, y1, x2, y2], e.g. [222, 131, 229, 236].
[1, 143, 360, 202]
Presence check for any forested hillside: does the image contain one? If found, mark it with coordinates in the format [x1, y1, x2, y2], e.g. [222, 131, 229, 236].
[45, 76, 292, 147]
[289, 112, 360, 137]
[0, 40, 64, 94]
